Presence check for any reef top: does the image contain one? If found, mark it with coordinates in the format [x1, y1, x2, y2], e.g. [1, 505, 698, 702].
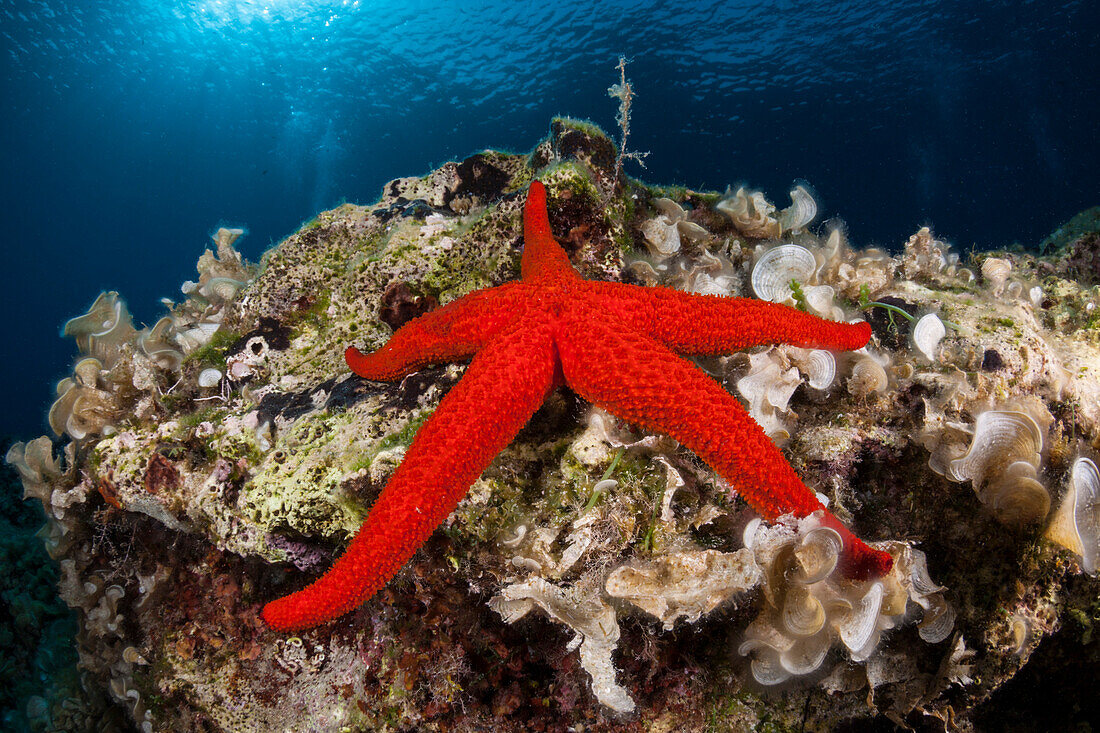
[7, 119, 1100, 732]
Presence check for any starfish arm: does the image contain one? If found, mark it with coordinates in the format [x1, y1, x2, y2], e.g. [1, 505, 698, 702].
[263, 319, 558, 631]
[521, 180, 580, 284]
[556, 310, 892, 580]
[584, 282, 871, 355]
[346, 283, 530, 381]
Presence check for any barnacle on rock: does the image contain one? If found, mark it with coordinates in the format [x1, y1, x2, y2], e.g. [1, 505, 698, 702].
[1045, 456, 1099, 574]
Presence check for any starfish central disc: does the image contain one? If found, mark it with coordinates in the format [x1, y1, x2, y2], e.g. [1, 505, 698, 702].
[261, 180, 893, 632]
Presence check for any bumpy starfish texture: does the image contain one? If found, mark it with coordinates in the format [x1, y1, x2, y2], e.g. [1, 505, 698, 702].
[262, 181, 893, 631]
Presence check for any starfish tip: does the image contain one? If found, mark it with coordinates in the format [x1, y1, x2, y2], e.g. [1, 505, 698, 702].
[842, 545, 895, 580]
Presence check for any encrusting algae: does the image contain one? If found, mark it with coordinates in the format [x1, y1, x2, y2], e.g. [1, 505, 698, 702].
[6, 118, 1100, 731]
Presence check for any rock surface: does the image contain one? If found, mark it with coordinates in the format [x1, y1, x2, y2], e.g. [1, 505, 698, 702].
[7, 119, 1100, 732]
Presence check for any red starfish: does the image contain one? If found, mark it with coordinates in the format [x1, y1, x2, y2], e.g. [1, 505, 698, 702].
[262, 181, 893, 631]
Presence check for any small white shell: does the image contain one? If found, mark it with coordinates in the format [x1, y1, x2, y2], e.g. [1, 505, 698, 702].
[839, 581, 884, 655]
[640, 217, 681, 258]
[690, 272, 734, 296]
[987, 471, 1050, 526]
[777, 185, 818, 234]
[510, 556, 542, 573]
[717, 187, 778, 238]
[72, 357, 103, 388]
[798, 350, 836, 391]
[948, 411, 1043, 486]
[676, 220, 710, 242]
[227, 360, 254, 380]
[592, 478, 618, 494]
[981, 257, 1012, 296]
[197, 368, 223, 388]
[912, 313, 946, 361]
[751, 244, 818, 303]
[893, 363, 916, 380]
[201, 277, 245, 303]
[213, 227, 245, 249]
[1029, 286, 1043, 307]
[802, 284, 840, 320]
[781, 585, 827, 637]
[500, 524, 528, 548]
[652, 198, 685, 219]
[1009, 613, 1032, 655]
[847, 354, 889, 396]
[780, 633, 830, 675]
[176, 322, 221, 353]
[742, 517, 763, 548]
[792, 526, 842, 584]
[744, 647, 790, 685]
[1046, 457, 1100, 574]
[255, 420, 273, 452]
[916, 596, 956, 644]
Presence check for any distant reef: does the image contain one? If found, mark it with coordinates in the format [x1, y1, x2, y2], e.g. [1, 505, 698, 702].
[6, 119, 1099, 732]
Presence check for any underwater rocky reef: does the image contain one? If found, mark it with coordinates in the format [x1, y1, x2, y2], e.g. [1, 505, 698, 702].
[6, 119, 1100, 731]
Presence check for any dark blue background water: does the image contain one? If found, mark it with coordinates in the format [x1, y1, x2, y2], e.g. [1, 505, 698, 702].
[1, 0, 1097, 439]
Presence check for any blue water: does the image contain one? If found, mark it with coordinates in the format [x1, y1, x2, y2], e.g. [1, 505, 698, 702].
[1, 0, 1097, 439]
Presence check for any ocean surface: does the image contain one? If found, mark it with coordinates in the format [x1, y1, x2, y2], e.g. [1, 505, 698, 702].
[1, 0, 1097, 439]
